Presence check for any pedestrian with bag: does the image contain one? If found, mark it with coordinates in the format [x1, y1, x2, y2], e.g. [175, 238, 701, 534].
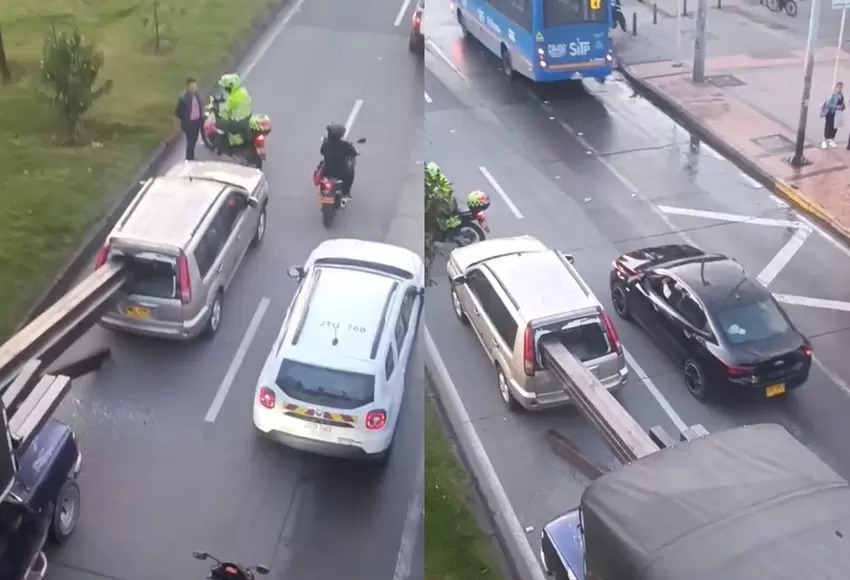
[174, 77, 204, 161]
[820, 81, 845, 149]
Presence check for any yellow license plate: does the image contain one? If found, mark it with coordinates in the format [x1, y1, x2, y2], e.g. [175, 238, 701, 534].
[765, 383, 786, 397]
[320, 196, 335, 205]
[125, 306, 150, 320]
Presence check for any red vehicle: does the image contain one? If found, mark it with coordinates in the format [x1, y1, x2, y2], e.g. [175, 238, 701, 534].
[201, 94, 272, 169]
[312, 137, 366, 229]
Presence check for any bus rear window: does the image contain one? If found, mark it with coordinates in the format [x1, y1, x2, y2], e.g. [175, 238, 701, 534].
[544, 0, 606, 26]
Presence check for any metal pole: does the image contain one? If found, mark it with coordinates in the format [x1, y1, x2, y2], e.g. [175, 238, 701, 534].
[833, 8, 847, 89]
[693, 0, 709, 82]
[674, 0, 683, 66]
[791, 0, 823, 167]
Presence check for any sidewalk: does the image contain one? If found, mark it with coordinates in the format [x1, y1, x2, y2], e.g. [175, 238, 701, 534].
[615, 0, 850, 236]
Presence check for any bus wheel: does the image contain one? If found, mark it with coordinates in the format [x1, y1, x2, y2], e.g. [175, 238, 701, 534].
[457, 9, 469, 38]
[501, 45, 514, 79]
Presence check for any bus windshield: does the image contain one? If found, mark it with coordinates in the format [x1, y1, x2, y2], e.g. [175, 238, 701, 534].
[543, 0, 606, 26]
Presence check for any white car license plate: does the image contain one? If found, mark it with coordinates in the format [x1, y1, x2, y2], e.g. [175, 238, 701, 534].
[304, 422, 331, 433]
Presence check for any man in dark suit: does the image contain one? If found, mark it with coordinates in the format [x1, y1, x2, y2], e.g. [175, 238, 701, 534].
[174, 77, 204, 160]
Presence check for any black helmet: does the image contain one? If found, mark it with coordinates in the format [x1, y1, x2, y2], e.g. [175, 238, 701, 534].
[326, 123, 346, 140]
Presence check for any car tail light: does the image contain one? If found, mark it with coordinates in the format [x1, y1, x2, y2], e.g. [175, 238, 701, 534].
[726, 364, 756, 377]
[95, 242, 111, 269]
[803, 343, 813, 358]
[523, 325, 535, 376]
[177, 252, 191, 305]
[366, 409, 387, 430]
[258, 387, 276, 409]
[598, 308, 623, 355]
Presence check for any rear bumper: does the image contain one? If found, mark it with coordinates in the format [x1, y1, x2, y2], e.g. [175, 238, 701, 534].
[99, 306, 208, 341]
[253, 411, 391, 458]
[511, 366, 628, 411]
[727, 369, 810, 393]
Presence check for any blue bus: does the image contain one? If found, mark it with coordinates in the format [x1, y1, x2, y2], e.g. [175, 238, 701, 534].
[452, 0, 614, 82]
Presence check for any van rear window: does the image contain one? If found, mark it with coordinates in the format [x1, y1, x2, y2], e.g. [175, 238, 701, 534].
[126, 257, 177, 299]
[550, 319, 611, 362]
[276, 359, 374, 409]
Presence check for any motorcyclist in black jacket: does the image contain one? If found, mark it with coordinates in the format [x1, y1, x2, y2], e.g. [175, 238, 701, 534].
[320, 123, 358, 197]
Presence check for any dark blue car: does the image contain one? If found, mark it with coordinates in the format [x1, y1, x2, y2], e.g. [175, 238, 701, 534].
[540, 508, 584, 580]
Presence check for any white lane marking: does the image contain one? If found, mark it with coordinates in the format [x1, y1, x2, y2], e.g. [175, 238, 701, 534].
[656, 205, 801, 228]
[424, 90, 432, 103]
[623, 351, 688, 433]
[740, 172, 763, 189]
[769, 194, 850, 262]
[424, 328, 547, 580]
[426, 38, 468, 80]
[242, 0, 308, 78]
[757, 226, 811, 286]
[479, 166, 524, 219]
[392, 460, 424, 580]
[394, 0, 413, 26]
[774, 294, 850, 312]
[205, 297, 271, 422]
[344, 99, 364, 138]
[814, 355, 850, 398]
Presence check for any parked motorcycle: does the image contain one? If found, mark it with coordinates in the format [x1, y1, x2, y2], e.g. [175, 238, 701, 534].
[440, 199, 490, 246]
[201, 94, 272, 169]
[192, 551, 269, 580]
[312, 137, 366, 228]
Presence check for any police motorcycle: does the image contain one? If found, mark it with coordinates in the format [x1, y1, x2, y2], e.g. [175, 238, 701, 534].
[201, 92, 272, 170]
[440, 190, 491, 247]
[193, 551, 270, 580]
[313, 134, 367, 229]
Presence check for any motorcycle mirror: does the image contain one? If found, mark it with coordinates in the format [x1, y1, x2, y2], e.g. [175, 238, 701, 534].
[255, 565, 271, 575]
[192, 551, 209, 561]
[287, 266, 305, 279]
[450, 274, 467, 286]
[247, 197, 259, 208]
[560, 252, 575, 264]
[356, 137, 366, 144]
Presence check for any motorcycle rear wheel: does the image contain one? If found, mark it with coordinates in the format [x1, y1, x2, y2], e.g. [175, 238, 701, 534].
[321, 205, 335, 228]
[455, 223, 486, 246]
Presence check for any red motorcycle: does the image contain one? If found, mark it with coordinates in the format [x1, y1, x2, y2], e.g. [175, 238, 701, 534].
[312, 137, 366, 228]
[192, 551, 269, 580]
[201, 95, 272, 169]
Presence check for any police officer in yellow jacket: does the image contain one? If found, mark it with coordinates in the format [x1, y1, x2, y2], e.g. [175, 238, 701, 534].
[215, 73, 253, 151]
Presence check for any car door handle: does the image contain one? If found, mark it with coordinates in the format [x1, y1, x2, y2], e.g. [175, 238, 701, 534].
[215, 264, 223, 274]
[492, 337, 499, 345]
[473, 308, 480, 316]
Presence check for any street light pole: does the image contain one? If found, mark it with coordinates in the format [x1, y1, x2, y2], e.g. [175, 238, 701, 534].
[693, 0, 709, 82]
[791, 0, 824, 167]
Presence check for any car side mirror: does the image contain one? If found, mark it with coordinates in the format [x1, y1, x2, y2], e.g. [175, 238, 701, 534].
[287, 266, 305, 279]
[192, 552, 209, 561]
[247, 197, 259, 208]
[255, 565, 270, 575]
[450, 274, 467, 286]
[560, 252, 575, 264]
[356, 137, 366, 144]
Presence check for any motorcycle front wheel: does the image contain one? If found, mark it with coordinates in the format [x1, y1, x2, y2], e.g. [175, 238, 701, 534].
[321, 205, 335, 228]
[201, 122, 216, 151]
[455, 223, 486, 246]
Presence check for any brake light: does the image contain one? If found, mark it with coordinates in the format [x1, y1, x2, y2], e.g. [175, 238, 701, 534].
[94, 242, 111, 269]
[475, 211, 486, 222]
[413, 13, 421, 28]
[177, 252, 191, 304]
[258, 387, 276, 409]
[366, 409, 387, 430]
[321, 181, 333, 193]
[254, 134, 265, 147]
[598, 308, 623, 355]
[803, 343, 813, 357]
[523, 325, 535, 376]
[726, 365, 756, 377]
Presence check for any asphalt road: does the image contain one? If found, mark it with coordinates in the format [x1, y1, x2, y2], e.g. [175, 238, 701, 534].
[43, 0, 424, 578]
[425, 0, 850, 555]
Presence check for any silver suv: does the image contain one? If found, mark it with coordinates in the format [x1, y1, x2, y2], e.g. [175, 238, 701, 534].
[447, 235, 628, 411]
[96, 161, 269, 340]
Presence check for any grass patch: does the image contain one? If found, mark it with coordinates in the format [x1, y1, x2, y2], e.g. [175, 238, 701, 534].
[0, 0, 281, 338]
[425, 398, 504, 580]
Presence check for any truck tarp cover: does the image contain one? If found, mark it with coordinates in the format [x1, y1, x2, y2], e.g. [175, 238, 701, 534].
[581, 423, 850, 580]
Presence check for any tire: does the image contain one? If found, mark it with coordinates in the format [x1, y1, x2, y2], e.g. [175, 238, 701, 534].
[251, 205, 267, 248]
[611, 283, 633, 321]
[450, 287, 469, 325]
[203, 292, 223, 339]
[321, 205, 335, 228]
[497, 368, 521, 412]
[785, 0, 797, 16]
[201, 122, 216, 151]
[766, 0, 782, 11]
[501, 45, 515, 79]
[49, 479, 80, 544]
[457, 9, 469, 38]
[455, 223, 485, 247]
[683, 358, 711, 400]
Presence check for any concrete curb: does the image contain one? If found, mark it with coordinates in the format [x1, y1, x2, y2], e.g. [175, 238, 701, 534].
[424, 327, 547, 580]
[618, 63, 850, 248]
[19, 0, 297, 328]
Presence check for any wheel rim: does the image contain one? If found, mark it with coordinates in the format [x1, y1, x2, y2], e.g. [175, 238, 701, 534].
[684, 361, 704, 396]
[498, 372, 510, 403]
[256, 211, 266, 241]
[210, 298, 222, 331]
[59, 497, 75, 532]
[786, 1, 797, 15]
[451, 289, 463, 319]
[457, 227, 478, 246]
[612, 286, 627, 316]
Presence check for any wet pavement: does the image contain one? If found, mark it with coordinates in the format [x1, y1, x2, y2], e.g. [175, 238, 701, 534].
[44, 0, 424, 578]
[425, 0, 850, 554]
